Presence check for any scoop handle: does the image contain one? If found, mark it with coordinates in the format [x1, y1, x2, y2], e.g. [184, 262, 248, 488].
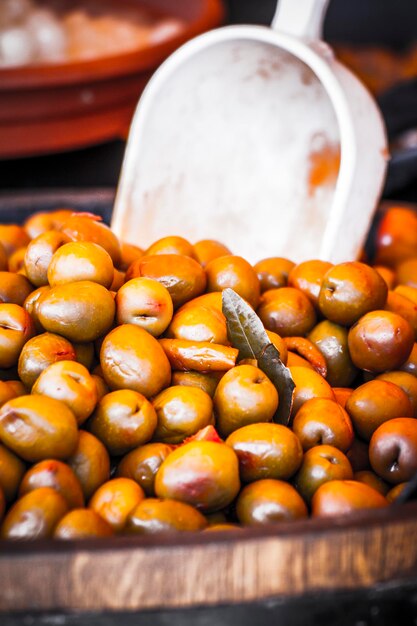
[271, 0, 329, 40]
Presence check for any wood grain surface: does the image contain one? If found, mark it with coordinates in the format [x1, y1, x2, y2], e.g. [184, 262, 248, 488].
[1, 502, 417, 613]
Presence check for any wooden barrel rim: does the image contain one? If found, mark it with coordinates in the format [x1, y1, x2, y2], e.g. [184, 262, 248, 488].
[1, 501, 417, 613]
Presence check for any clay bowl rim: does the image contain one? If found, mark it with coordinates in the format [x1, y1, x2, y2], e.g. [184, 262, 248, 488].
[0, 0, 225, 90]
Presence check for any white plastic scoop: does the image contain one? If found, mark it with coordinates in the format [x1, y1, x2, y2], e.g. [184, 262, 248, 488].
[111, 0, 388, 264]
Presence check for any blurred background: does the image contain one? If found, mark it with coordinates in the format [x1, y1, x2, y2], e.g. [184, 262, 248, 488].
[0, 0, 416, 201]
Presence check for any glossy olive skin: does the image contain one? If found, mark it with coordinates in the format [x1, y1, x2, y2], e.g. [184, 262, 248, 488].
[127, 254, 207, 309]
[67, 431, 110, 500]
[117, 442, 173, 496]
[374, 206, 417, 267]
[258, 287, 317, 338]
[152, 385, 214, 444]
[308, 320, 358, 387]
[0, 224, 30, 257]
[32, 360, 98, 425]
[73, 341, 95, 370]
[37, 281, 115, 343]
[395, 285, 417, 306]
[155, 441, 240, 513]
[0, 380, 17, 408]
[116, 277, 173, 337]
[119, 242, 144, 271]
[145, 236, 197, 259]
[23, 285, 50, 331]
[23, 209, 73, 239]
[0, 272, 33, 306]
[226, 423, 303, 482]
[292, 398, 354, 453]
[0, 444, 26, 502]
[346, 438, 371, 472]
[205, 255, 261, 309]
[293, 445, 353, 504]
[88, 390, 157, 456]
[0, 303, 35, 369]
[60, 214, 121, 266]
[160, 338, 238, 373]
[47, 241, 114, 288]
[311, 480, 388, 517]
[100, 324, 171, 397]
[376, 371, 417, 418]
[24, 231, 69, 286]
[194, 240, 231, 268]
[18, 332, 76, 389]
[266, 330, 288, 365]
[8, 247, 27, 273]
[396, 258, 417, 288]
[213, 364, 279, 437]
[400, 342, 417, 376]
[236, 479, 307, 526]
[346, 379, 413, 441]
[19, 460, 85, 509]
[0, 395, 78, 462]
[288, 260, 333, 308]
[369, 417, 417, 484]
[171, 371, 223, 398]
[348, 310, 414, 372]
[353, 471, 389, 496]
[126, 498, 208, 534]
[289, 366, 335, 418]
[167, 304, 228, 345]
[318, 262, 388, 326]
[54, 508, 114, 539]
[89, 478, 145, 532]
[385, 291, 417, 339]
[1, 487, 68, 540]
[254, 257, 295, 292]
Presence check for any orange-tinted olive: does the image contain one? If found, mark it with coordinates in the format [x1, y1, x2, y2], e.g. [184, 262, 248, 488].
[194, 240, 232, 267]
[126, 498, 207, 534]
[292, 397, 354, 452]
[116, 277, 173, 337]
[294, 444, 353, 503]
[18, 332, 76, 389]
[54, 508, 114, 539]
[254, 257, 295, 292]
[19, 459, 84, 509]
[205, 255, 261, 309]
[311, 480, 388, 517]
[67, 431, 110, 500]
[152, 385, 213, 444]
[236, 479, 307, 525]
[89, 478, 144, 532]
[24, 231, 69, 286]
[0, 303, 35, 369]
[116, 442, 173, 496]
[47, 241, 114, 288]
[1, 487, 68, 540]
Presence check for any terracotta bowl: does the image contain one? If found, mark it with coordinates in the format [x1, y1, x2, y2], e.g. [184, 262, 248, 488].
[0, 0, 224, 159]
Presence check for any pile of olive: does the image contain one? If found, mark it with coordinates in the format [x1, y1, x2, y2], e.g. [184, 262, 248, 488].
[0, 205, 417, 540]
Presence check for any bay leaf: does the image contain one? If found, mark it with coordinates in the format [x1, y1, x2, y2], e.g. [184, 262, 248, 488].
[222, 288, 294, 425]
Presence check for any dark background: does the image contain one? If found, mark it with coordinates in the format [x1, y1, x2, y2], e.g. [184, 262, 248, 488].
[1, 0, 417, 195]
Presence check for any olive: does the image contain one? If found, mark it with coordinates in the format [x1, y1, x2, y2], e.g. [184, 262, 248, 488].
[18, 332, 76, 389]
[23, 285, 50, 331]
[0, 395, 78, 462]
[145, 236, 197, 259]
[311, 480, 388, 517]
[32, 360, 98, 425]
[308, 320, 358, 387]
[194, 240, 232, 268]
[288, 260, 333, 307]
[353, 470, 389, 496]
[0, 224, 30, 257]
[236, 479, 307, 525]
[119, 242, 144, 271]
[116, 442, 173, 496]
[60, 214, 121, 266]
[345, 380, 413, 441]
[348, 310, 414, 373]
[126, 498, 207, 534]
[0, 444, 26, 502]
[127, 254, 206, 309]
[254, 257, 295, 292]
[0, 303, 35, 369]
[67, 431, 110, 500]
[116, 277, 173, 337]
[205, 255, 260, 309]
[318, 262, 387, 326]
[289, 366, 335, 417]
[292, 397, 354, 452]
[213, 364, 279, 437]
[89, 478, 144, 532]
[166, 304, 228, 345]
[88, 390, 157, 456]
[24, 231, 69, 287]
[257, 287, 317, 337]
[100, 324, 171, 398]
[171, 371, 223, 398]
[37, 281, 115, 343]
[23, 209, 73, 239]
[152, 385, 214, 444]
[226, 422, 303, 482]
[369, 417, 417, 484]
[0, 272, 33, 306]
[293, 445, 353, 503]
[19, 460, 84, 509]
[54, 508, 114, 539]
[47, 241, 114, 288]
[1, 487, 68, 540]
[154, 441, 240, 513]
